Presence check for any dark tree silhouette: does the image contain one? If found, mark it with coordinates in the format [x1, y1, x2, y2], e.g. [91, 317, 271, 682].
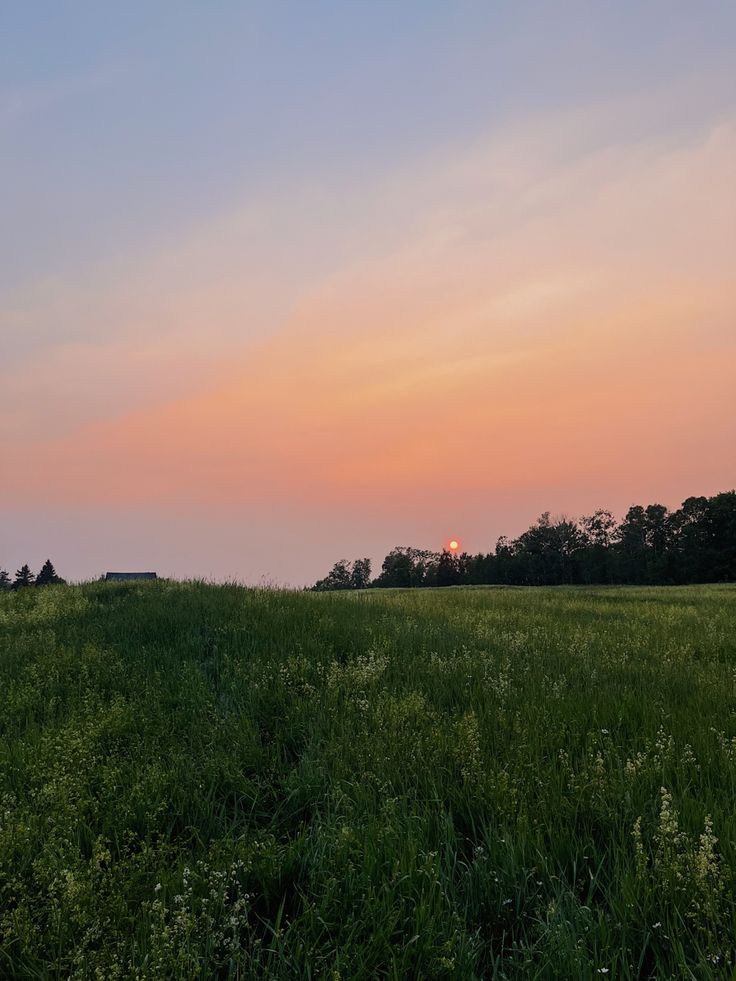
[36, 559, 66, 587]
[613, 506, 648, 584]
[670, 496, 710, 583]
[372, 547, 437, 588]
[312, 559, 353, 591]
[311, 489, 736, 590]
[702, 491, 736, 582]
[13, 565, 35, 590]
[0, 569, 10, 591]
[350, 558, 372, 589]
[313, 558, 372, 591]
[578, 509, 617, 583]
[512, 512, 585, 585]
[436, 549, 462, 587]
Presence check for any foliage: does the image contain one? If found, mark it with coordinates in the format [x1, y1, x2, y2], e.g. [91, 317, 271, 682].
[13, 564, 35, 589]
[350, 557, 372, 590]
[36, 559, 66, 587]
[313, 557, 371, 592]
[312, 490, 736, 589]
[0, 560, 66, 591]
[372, 546, 437, 588]
[1, 580, 736, 978]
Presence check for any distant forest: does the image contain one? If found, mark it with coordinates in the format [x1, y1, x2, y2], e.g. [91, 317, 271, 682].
[313, 491, 736, 590]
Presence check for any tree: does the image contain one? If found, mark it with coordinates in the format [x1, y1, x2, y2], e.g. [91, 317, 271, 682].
[462, 551, 496, 585]
[312, 559, 353, 591]
[36, 559, 66, 587]
[614, 505, 648, 583]
[643, 504, 672, 583]
[579, 509, 617, 583]
[373, 549, 416, 588]
[670, 496, 709, 583]
[513, 512, 585, 585]
[703, 491, 736, 582]
[581, 509, 617, 549]
[372, 547, 436, 588]
[350, 558, 372, 590]
[312, 557, 373, 591]
[13, 565, 35, 589]
[0, 569, 10, 591]
[436, 549, 461, 586]
[494, 536, 519, 584]
[312, 487, 736, 590]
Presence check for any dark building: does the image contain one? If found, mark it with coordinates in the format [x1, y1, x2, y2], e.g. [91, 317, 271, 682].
[105, 572, 158, 581]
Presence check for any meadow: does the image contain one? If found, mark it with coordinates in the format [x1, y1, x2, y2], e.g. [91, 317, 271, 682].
[1, 581, 735, 980]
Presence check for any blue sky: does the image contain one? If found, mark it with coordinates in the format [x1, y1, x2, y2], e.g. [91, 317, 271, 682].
[4, 2, 734, 291]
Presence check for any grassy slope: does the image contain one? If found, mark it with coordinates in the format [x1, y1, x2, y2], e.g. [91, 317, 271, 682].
[1, 581, 735, 979]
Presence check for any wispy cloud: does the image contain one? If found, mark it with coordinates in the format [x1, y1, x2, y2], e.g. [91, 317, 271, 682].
[3, 96, 734, 545]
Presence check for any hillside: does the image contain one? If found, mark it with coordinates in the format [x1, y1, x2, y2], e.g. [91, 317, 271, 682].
[2, 581, 736, 978]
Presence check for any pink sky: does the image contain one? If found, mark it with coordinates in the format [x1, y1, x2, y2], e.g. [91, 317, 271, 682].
[2, 10, 735, 583]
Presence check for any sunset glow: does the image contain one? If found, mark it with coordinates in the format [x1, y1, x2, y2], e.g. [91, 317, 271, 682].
[2, 4, 734, 584]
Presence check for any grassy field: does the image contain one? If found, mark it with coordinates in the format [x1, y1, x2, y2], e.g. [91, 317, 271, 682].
[1, 581, 736, 979]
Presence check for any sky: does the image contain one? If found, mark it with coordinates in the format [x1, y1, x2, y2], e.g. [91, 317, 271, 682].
[2, 1, 735, 585]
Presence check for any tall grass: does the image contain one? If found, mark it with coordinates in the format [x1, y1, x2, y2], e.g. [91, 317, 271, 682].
[1, 581, 735, 978]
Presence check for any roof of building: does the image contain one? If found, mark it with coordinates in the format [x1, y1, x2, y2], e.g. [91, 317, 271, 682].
[105, 572, 158, 581]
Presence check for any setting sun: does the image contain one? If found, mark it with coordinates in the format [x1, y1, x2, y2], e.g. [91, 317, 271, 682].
[449, 540, 459, 552]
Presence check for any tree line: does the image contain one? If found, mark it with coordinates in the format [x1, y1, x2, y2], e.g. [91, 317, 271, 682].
[0, 560, 65, 591]
[312, 490, 736, 590]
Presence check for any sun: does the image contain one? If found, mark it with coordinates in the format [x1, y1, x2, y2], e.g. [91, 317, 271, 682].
[449, 539, 459, 552]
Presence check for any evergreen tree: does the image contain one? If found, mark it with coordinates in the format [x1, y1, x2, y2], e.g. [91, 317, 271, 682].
[36, 559, 65, 587]
[0, 569, 10, 591]
[13, 565, 35, 589]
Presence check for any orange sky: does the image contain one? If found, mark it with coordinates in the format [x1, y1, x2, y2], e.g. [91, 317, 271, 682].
[3, 57, 735, 581]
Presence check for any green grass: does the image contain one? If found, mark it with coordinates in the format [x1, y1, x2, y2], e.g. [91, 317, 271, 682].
[1, 581, 736, 979]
